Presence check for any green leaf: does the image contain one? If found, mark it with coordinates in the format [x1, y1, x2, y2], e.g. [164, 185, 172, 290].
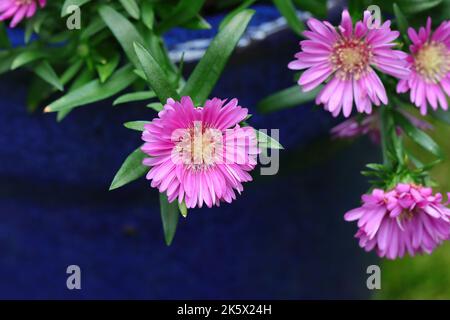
[123, 121, 150, 131]
[34, 61, 64, 91]
[181, 10, 254, 104]
[99, 4, 145, 67]
[62, 0, 91, 17]
[0, 23, 11, 49]
[109, 147, 148, 190]
[182, 15, 211, 30]
[431, 108, 450, 125]
[147, 102, 164, 111]
[398, 0, 442, 14]
[273, 0, 304, 35]
[56, 66, 93, 121]
[27, 76, 52, 113]
[45, 64, 137, 112]
[141, 2, 155, 30]
[256, 130, 284, 150]
[119, 0, 140, 19]
[393, 3, 408, 39]
[80, 17, 105, 40]
[96, 53, 120, 83]
[178, 201, 188, 218]
[11, 51, 47, 70]
[133, 68, 146, 80]
[133, 42, 180, 103]
[24, 20, 34, 43]
[32, 11, 47, 33]
[159, 193, 179, 246]
[0, 50, 17, 74]
[156, 0, 207, 34]
[258, 85, 320, 114]
[113, 91, 156, 106]
[292, 0, 327, 18]
[219, 0, 256, 31]
[394, 110, 443, 158]
[60, 59, 84, 84]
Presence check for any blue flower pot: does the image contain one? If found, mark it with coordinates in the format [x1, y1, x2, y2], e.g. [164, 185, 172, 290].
[0, 5, 378, 299]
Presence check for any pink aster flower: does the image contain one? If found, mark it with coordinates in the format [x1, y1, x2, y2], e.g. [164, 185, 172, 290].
[330, 114, 380, 142]
[0, 0, 46, 28]
[331, 110, 432, 143]
[289, 10, 409, 118]
[141, 96, 258, 209]
[345, 184, 450, 259]
[397, 18, 450, 115]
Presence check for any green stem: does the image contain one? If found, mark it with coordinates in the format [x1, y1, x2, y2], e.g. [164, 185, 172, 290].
[379, 106, 392, 167]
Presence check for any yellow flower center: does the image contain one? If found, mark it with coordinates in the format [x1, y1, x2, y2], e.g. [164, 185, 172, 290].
[174, 121, 223, 171]
[414, 42, 450, 83]
[331, 38, 372, 80]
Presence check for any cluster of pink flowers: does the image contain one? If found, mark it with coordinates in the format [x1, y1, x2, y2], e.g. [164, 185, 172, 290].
[289, 10, 450, 118]
[289, 10, 409, 117]
[397, 18, 450, 115]
[141, 97, 258, 209]
[345, 184, 450, 259]
[0, 0, 46, 28]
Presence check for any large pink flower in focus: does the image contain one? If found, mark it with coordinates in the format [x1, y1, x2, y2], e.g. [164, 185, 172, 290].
[289, 10, 409, 117]
[0, 0, 46, 28]
[345, 184, 450, 259]
[397, 18, 450, 115]
[141, 97, 258, 209]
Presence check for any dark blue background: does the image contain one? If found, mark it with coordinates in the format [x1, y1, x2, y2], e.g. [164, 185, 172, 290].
[0, 5, 378, 299]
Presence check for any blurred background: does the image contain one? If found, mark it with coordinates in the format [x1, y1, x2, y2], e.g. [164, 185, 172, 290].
[0, 0, 449, 299]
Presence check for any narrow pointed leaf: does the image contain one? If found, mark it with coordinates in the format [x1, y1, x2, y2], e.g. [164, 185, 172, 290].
[394, 111, 443, 158]
[181, 9, 254, 104]
[178, 201, 188, 218]
[393, 3, 408, 40]
[133, 42, 180, 103]
[258, 85, 320, 113]
[34, 61, 64, 91]
[431, 108, 450, 125]
[0, 23, 11, 48]
[114, 91, 156, 106]
[256, 130, 284, 150]
[156, 0, 206, 34]
[45, 64, 137, 112]
[141, 2, 155, 30]
[96, 53, 120, 83]
[147, 102, 164, 111]
[123, 121, 150, 131]
[11, 51, 47, 70]
[159, 193, 179, 246]
[219, 0, 256, 31]
[99, 5, 144, 67]
[119, 0, 140, 19]
[273, 0, 304, 35]
[182, 15, 211, 30]
[109, 147, 148, 190]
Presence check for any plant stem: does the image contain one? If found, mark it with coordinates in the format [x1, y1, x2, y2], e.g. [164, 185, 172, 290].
[379, 106, 392, 167]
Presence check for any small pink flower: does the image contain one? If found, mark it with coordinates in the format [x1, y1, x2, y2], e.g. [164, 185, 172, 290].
[345, 184, 450, 259]
[141, 96, 258, 209]
[331, 110, 432, 143]
[0, 0, 46, 28]
[397, 18, 450, 115]
[289, 10, 409, 118]
[330, 114, 380, 142]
